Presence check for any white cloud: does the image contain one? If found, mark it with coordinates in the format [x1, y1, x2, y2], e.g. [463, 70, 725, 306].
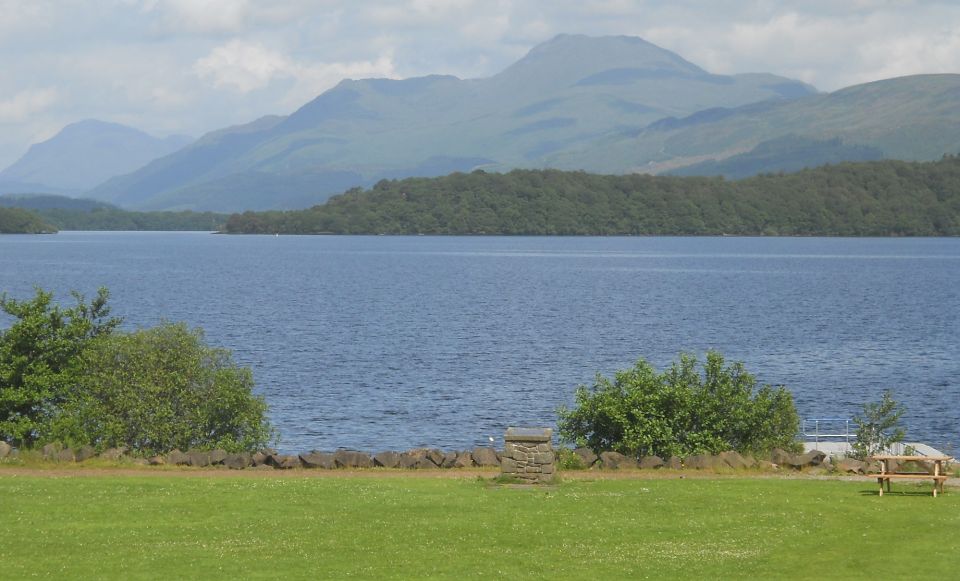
[194, 39, 397, 100]
[0, 89, 59, 123]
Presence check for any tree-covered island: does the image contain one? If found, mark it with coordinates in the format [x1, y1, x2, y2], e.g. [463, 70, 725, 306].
[223, 156, 960, 236]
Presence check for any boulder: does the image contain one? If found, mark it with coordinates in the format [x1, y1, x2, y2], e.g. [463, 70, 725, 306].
[268, 454, 300, 469]
[334, 449, 373, 469]
[399, 449, 425, 469]
[665, 456, 683, 470]
[42, 442, 61, 460]
[223, 453, 251, 470]
[148, 455, 165, 466]
[251, 451, 270, 467]
[372, 451, 401, 468]
[755, 460, 778, 472]
[684, 454, 719, 470]
[58, 448, 76, 463]
[441, 451, 459, 468]
[0, 441, 12, 459]
[167, 449, 189, 465]
[599, 451, 637, 470]
[208, 450, 228, 465]
[472, 447, 500, 467]
[573, 447, 599, 468]
[833, 457, 868, 474]
[187, 450, 211, 467]
[301, 451, 337, 469]
[770, 448, 794, 466]
[75, 446, 97, 462]
[796, 450, 826, 468]
[453, 451, 475, 468]
[717, 451, 751, 470]
[424, 449, 445, 468]
[639, 455, 664, 470]
[99, 447, 127, 461]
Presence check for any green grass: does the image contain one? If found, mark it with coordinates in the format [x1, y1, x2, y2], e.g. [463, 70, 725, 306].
[0, 474, 957, 579]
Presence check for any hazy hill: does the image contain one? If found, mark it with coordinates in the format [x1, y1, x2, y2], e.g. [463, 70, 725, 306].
[0, 120, 192, 194]
[562, 74, 960, 175]
[85, 34, 816, 212]
[0, 193, 223, 231]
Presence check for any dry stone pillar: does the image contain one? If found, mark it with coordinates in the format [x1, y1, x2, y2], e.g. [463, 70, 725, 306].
[501, 427, 555, 484]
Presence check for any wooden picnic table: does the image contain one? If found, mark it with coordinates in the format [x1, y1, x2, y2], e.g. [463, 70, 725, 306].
[869, 455, 952, 497]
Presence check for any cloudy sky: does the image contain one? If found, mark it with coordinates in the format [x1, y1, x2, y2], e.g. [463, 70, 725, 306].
[1, 0, 959, 168]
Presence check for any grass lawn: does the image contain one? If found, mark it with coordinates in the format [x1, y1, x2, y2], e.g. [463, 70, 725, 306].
[0, 472, 957, 580]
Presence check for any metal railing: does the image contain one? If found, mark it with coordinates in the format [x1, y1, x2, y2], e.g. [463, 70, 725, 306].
[802, 418, 855, 446]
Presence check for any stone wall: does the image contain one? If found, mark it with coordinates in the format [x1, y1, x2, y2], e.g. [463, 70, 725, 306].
[500, 427, 555, 484]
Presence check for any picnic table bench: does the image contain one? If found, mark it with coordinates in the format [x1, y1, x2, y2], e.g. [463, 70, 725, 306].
[870, 455, 952, 497]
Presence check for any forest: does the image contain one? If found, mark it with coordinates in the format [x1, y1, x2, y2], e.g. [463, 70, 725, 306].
[223, 156, 960, 236]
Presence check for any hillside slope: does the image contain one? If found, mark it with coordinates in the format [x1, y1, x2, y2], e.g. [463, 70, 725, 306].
[85, 34, 815, 212]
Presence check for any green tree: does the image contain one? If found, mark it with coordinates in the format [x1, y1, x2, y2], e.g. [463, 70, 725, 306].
[50, 322, 273, 455]
[557, 352, 800, 459]
[0, 288, 119, 446]
[851, 389, 906, 460]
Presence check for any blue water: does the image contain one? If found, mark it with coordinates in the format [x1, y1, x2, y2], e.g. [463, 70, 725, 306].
[1, 232, 958, 453]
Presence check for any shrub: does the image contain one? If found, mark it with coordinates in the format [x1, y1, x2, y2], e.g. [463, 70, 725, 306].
[557, 352, 800, 458]
[850, 390, 905, 460]
[50, 322, 273, 455]
[0, 287, 119, 446]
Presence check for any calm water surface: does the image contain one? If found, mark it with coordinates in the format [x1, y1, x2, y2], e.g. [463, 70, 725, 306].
[1, 232, 958, 453]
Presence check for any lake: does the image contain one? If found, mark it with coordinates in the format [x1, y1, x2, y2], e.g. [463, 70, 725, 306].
[1, 232, 958, 454]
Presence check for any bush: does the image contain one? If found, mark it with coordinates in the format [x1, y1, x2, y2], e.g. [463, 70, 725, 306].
[851, 390, 905, 460]
[557, 352, 800, 458]
[50, 322, 273, 455]
[0, 287, 119, 446]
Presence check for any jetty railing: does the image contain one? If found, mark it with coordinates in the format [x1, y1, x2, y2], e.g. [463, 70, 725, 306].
[802, 418, 855, 446]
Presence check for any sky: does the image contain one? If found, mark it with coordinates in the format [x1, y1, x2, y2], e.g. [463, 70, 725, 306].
[1, 0, 959, 169]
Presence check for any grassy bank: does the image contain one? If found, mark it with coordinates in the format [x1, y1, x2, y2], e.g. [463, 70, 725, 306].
[1, 472, 957, 579]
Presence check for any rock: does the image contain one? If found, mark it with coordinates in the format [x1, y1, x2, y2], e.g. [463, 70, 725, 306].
[796, 450, 826, 468]
[399, 449, 425, 469]
[599, 451, 637, 470]
[251, 451, 270, 466]
[42, 442, 61, 460]
[208, 450, 228, 465]
[0, 441, 12, 459]
[684, 454, 719, 470]
[148, 455, 165, 466]
[268, 454, 300, 469]
[756, 460, 778, 472]
[99, 447, 127, 461]
[334, 449, 372, 468]
[770, 448, 793, 466]
[75, 446, 97, 462]
[250, 464, 275, 471]
[131, 458, 149, 466]
[639, 455, 664, 470]
[665, 456, 683, 470]
[472, 447, 500, 467]
[453, 451, 475, 468]
[372, 451, 401, 468]
[573, 447, 599, 468]
[224, 453, 251, 470]
[167, 449, 189, 465]
[58, 448, 76, 462]
[187, 450, 211, 467]
[833, 457, 868, 474]
[301, 451, 337, 469]
[717, 451, 751, 470]
[441, 450, 459, 468]
[424, 449, 444, 468]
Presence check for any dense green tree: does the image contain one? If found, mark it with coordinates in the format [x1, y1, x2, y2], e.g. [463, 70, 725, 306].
[221, 156, 960, 236]
[50, 323, 273, 455]
[557, 352, 801, 458]
[0, 288, 119, 445]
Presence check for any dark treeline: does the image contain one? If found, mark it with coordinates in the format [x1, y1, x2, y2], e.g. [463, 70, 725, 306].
[0, 207, 57, 234]
[34, 207, 227, 231]
[224, 156, 960, 236]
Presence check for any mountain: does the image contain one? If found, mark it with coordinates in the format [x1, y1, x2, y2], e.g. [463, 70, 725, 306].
[0, 120, 192, 194]
[558, 74, 960, 175]
[85, 34, 816, 212]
